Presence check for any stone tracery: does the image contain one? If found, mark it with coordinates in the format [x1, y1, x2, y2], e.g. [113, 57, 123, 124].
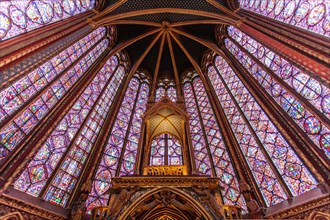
[0, 0, 329, 219]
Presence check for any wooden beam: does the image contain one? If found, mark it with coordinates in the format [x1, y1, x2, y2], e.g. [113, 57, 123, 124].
[206, 0, 243, 20]
[170, 19, 234, 27]
[95, 8, 237, 26]
[108, 28, 161, 57]
[171, 28, 226, 57]
[151, 32, 166, 98]
[122, 31, 164, 91]
[168, 30, 210, 91]
[166, 31, 182, 99]
[91, 0, 128, 20]
[107, 20, 162, 27]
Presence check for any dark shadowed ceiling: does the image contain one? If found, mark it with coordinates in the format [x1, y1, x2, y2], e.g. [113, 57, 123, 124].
[90, 0, 240, 85]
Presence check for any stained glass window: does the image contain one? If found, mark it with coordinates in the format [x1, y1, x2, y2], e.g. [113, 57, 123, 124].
[0, 28, 107, 163]
[208, 64, 286, 206]
[155, 86, 166, 102]
[0, 0, 96, 41]
[13, 53, 123, 201]
[86, 71, 150, 213]
[207, 54, 317, 204]
[155, 77, 177, 102]
[239, 0, 330, 37]
[183, 72, 246, 210]
[43, 58, 124, 207]
[119, 82, 149, 176]
[150, 134, 183, 166]
[167, 86, 177, 103]
[226, 26, 330, 159]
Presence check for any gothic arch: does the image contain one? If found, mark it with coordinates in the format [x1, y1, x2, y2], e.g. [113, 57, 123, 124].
[139, 97, 192, 172]
[118, 187, 213, 220]
[306, 210, 330, 220]
[0, 212, 24, 220]
[143, 97, 188, 143]
[0, 0, 329, 218]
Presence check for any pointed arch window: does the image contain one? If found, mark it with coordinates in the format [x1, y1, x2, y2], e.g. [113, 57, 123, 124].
[155, 86, 166, 101]
[119, 80, 149, 176]
[86, 71, 150, 213]
[13, 53, 126, 207]
[0, 0, 96, 41]
[206, 53, 317, 206]
[150, 133, 183, 166]
[43, 62, 125, 207]
[239, 0, 329, 37]
[167, 86, 177, 103]
[183, 71, 246, 211]
[0, 27, 108, 164]
[225, 26, 330, 159]
[155, 77, 177, 102]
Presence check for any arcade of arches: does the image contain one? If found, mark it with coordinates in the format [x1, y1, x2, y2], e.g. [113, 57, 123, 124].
[0, 0, 329, 219]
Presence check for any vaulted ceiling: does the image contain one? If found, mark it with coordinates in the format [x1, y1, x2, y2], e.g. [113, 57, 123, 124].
[89, 0, 241, 86]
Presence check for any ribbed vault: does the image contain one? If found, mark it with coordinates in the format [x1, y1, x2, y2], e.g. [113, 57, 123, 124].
[0, 0, 329, 219]
[87, 0, 244, 99]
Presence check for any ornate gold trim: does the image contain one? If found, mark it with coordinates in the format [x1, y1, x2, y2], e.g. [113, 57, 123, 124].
[118, 187, 214, 220]
[111, 176, 220, 188]
[266, 195, 330, 219]
[91, 206, 109, 220]
[143, 165, 188, 176]
[0, 194, 66, 220]
[0, 212, 24, 220]
[306, 210, 330, 220]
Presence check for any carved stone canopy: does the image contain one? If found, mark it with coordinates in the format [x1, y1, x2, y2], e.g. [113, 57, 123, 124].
[104, 176, 224, 219]
[117, 187, 217, 220]
[143, 96, 188, 144]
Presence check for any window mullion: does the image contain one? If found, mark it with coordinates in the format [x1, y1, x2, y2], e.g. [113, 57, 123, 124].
[39, 52, 116, 200]
[189, 81, 217, 177]
[115, 81, 142, 176]
[213, 60, 293, 199]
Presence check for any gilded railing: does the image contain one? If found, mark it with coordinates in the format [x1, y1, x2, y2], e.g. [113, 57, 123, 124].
[143, 165, 187, 175]
[91, 206, 109, 220]
[222, 205, 242, 220]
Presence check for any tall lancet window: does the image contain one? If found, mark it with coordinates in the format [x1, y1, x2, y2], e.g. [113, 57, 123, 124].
[167, 86, 177, 103]
[225, 26, 330, 159]
[86, 71, 150, 213]
[0, 0, 96, 41]
[13, 53, 127, 207]
[183, 71, 246, 210]
[155, 77, 177, 102]
[239, 0, 329, 37]
[206, 53, 317, 206]
[0, 27, 108, 164]
[150, 133, 183, 166]
[155, 86, 166, 101]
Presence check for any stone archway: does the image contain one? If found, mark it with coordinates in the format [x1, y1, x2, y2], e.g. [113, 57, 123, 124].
[306, 210, 330, 220]
[118, 187, 213, 220]
[0, 212, 24, 220]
